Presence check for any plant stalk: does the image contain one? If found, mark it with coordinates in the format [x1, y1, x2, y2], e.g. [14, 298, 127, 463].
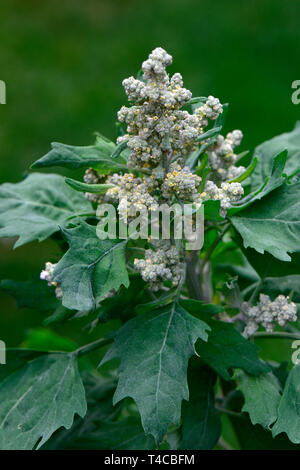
[254, 331, 300, 340]
[74, 337, 113, 357]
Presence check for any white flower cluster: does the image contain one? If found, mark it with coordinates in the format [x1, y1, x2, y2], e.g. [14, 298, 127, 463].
[198, 180, 244, 216]
[199, 95, 223, 121]
[134, 242, 183, 291]
[40, 262, 62, 299]
[162, 162, 201, 201]
[242, 293, 297, 338]
[81, 47, 246, 291]
[117, 47, 223, 169]
[105, 173, 159, 222]
[208, 130, 245, 182]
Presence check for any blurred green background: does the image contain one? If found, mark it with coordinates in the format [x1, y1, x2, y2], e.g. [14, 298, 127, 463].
[0, 0, 299, 359]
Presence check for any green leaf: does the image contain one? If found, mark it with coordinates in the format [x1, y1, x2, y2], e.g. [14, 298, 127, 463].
[196, 126, 222, 143]
[31, 140, 127, 172]
[228, 410, 300, 450]
[181, 299, 269, 380]
[230, 179, 300, 261]
[0, 351, 86, 450]
[179, 362, 221, 450]
[228, 150, 287, 214]
[178, 299, 223, 317]
[61, 417, 155, 450]
[135, 291, 176, 314]
[0, 349, 45, 381]
[260, 275, 300, 302]
[271, 361, 290, 389]
[44, 305, 74, 325]
[96, 275, 151, 323]
[101, 302, 210, 443]
[0, 173, 92, 247]
[251, 123, 300, 190]
[235, 370, 281, 428]
[203, 200, 224, 222]
[0, 279, 59, 311]
[228, 157, 257, 183]
[41, 373, 122, 449]
[186, 96, 207, 107]
[53, 221, 129, 311]
[225, 390, 300, 450]
[111, 140, 128, 158]
[233, 232, 300, 279]
[65, 177, 114, 194]
[211, 243, 259, 283]
[272, 364, 300, 443]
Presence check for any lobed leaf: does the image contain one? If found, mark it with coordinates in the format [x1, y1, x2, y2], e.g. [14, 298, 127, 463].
[53, 221, 129, 311]
[0, 351, 86, 450]
[181, 299, 270, 380]
[31, 139, 127, 172]
[251, 123, 300, 190]
[101, 302, 210, 443]
[259, 275, 300, 302]
[228, 150, 287, 214]
[0, 173, 92, 247]
[230, 179, 300, 261]
[272, 364, 300, 443]
[235, 370, 281, 428]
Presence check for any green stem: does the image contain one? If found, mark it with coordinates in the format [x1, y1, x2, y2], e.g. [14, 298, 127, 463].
[215, 405, 242, 418]
[241, 281, 259, 298]
[199, 224, 230, 276]
[74, 337, 113, 357]
[249, 278, 264, 305]
[254, 331, 300, 340]
[175, 269, 186, 300]
[185, 251, 203, 300]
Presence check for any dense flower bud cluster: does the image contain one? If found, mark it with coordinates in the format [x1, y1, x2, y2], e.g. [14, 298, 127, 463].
[117, 47, 223, 169]
[134, 242, 183, 291]
[199, 95, 223, 121]
[207, 130, 245, 182]
[162, 162, 201, 201]
[40, 262, 62, 299]
[242, 293, 297, 338]
[105, 173, 159, 221]
[198, 180, 244, 216]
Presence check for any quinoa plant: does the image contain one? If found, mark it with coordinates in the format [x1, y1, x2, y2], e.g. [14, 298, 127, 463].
[1, 48, 300, 450]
